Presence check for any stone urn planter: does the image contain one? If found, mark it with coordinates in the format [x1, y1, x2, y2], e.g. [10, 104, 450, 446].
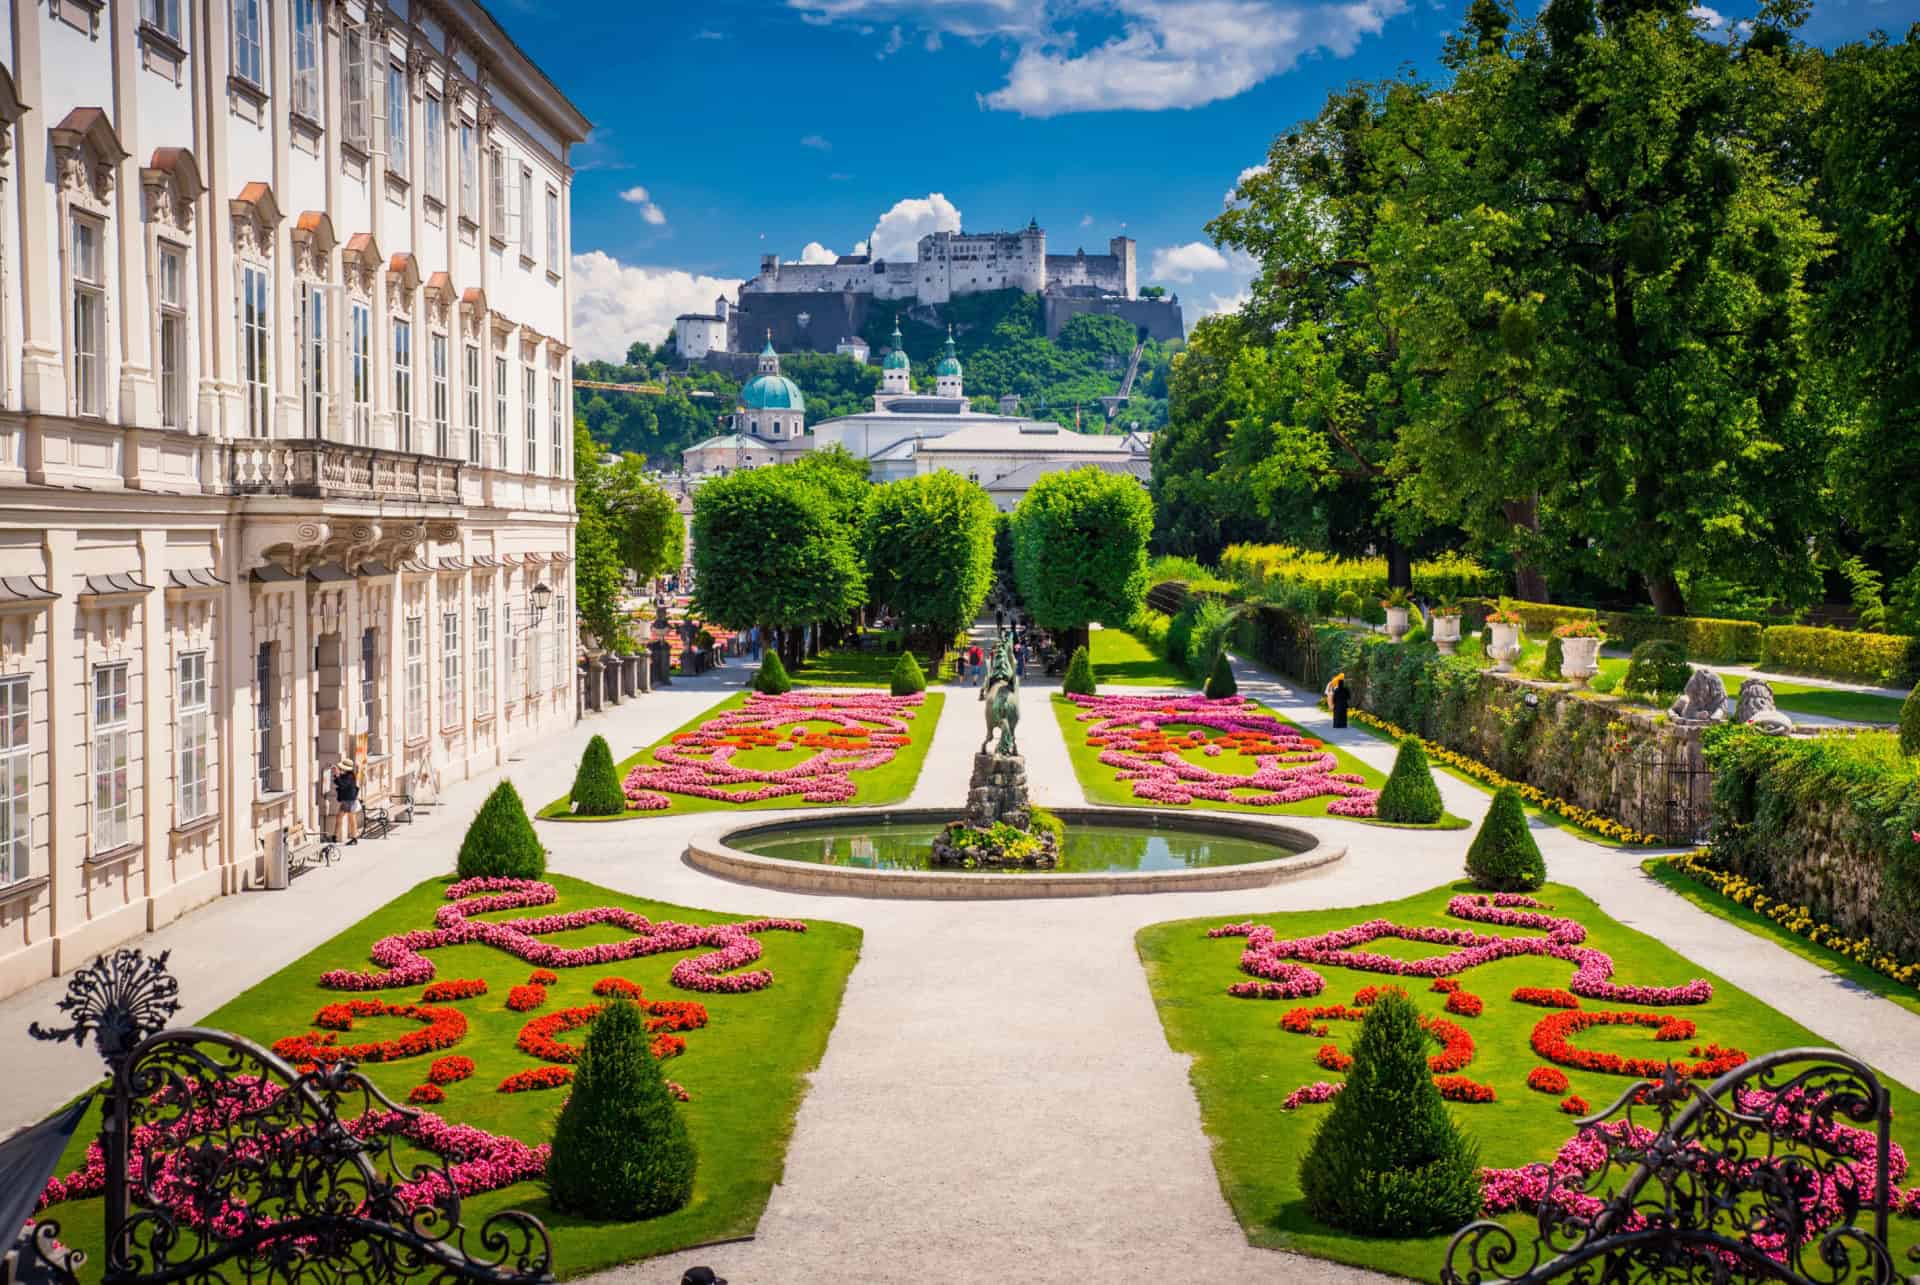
[1431, 614, 1462, 655]
[1559, 635, 1603, 688]
[1488, 621, 1523, 674]
[1385, 606, 1411, 641]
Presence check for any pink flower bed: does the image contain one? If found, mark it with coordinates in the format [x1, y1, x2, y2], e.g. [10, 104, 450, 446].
[1209, 893, 1712, 1006]
[620, 691, 925, 810]
[1065, 693, 1380, 815]
[318, 878, 806, 994]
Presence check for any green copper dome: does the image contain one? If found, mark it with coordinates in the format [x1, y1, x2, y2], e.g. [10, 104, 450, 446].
[741, 373, 804, 411]
[883, 321, 911, 371]
[936, 329, 962, 377]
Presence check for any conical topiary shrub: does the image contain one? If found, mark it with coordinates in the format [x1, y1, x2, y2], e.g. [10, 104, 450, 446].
[1204, 650, 1238, 699]
[752, 650, 792, 694]
[1541, 635, 1565, 681]
[1062, 644, 1096, 696]
[1298, 991, 1481, 1235]
[456, 780, 545, 879]
[1464, 786, 1545, 891]
[544, 998, 697, 1220]
[570, 735, 626, 817]
[1901, 685, 1920, 757]
[891, 650, 927, 696]
[1376, 738, 1444, 825]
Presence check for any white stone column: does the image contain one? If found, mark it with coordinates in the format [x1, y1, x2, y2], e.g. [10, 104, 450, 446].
[112, 0, 158, 429]
[41, 531, 76, 955]
[11, 3, 64, 413]
[290, 584, 313, 834]
[136, 531, 167, 918]
[217, 523, 248, 890]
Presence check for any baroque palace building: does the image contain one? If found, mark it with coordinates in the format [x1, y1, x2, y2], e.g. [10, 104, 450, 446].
[0, 0, 590, 998]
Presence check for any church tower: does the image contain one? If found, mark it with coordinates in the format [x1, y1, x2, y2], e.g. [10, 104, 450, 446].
[881, 319, 912, 395]
[935, 326, 964, 400]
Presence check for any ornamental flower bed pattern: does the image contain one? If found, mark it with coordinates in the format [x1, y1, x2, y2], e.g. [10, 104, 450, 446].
[1278, 985, 1493, 1103]
[271, 1000, 468, 1067]
[620, 691, 925, 810]
[318, 877, 806, 994]
[1065, 693, 1380, 815]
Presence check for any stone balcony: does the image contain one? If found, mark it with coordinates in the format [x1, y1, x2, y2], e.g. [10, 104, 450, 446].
[225, 441, 464, 505]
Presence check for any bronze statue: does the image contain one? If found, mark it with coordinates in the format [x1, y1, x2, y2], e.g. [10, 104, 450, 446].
[980, 635, 1021, 756]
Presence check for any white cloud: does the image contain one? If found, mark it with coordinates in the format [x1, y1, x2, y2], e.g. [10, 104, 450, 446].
[1199, 288, 1251, 318]
[1151, 240, 1229, 282]
[878, 24, 905, 56]
[791, 0, 1408, 116]
[570, 253, 744, 361]
[867, 193, 963, 262]
[799, 241, 840, 264]
[1224, 163, 1270, 205]
[619, 185, 668, 226]
[1080, 212, 1094, 227]
[854, 240, 870, 256]
[1688, 4, 1725, 27]
[801, 134, 832, 150]
[925, 29, 944, 50]
[693, 28, 725, 39]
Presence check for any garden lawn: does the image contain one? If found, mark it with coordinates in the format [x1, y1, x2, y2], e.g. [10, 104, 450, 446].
[539, 689, 944, 819]
[1708, 676, 1905, 724]
[35, 873, 861, 1280]
[787, 630, 955, 688]
[1089, 625, 1192, 687]
[1136, 880, 1920, 1281]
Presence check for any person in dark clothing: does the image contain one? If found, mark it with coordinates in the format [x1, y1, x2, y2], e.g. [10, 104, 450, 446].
[1329, 676, 1351, 729]
[331, 760, 362, 845]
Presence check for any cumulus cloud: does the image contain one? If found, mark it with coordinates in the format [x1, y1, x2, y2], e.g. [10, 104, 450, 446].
[570, 252, 743, 361]
[1080, 212, 1094, 227]
[789, 0, 1408, 116]
[867, 193, 962, 262]
[619, 185, 668, 226]
[1151, 240, 1229, 282]
[1225, 163, 1270, 205]
[800, 134, 832, 150]
[1688, 5, 1724, 26]
[799, 241, 840, 264]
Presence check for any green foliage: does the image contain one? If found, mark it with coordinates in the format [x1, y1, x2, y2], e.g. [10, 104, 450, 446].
[1220, 545, 1498, 617]
[545, 998, 697, 1220]
[1204, 650, 1239, 699]
[752, 651, 792, 694]
[1759, 625, 1916, 687]
[571, 426, 636, 653]
[1464, 787, 1545, 892]
[691, 466, 866, 635]
[1187, 598, 1240, 679]
[1011, 466, 1153, 634]
[570, 736, 626, 817]
[1541, 635, 1564, 682]
[1166, 604, 1198, 671]
[1063, 645, 1097, 696]
[1464, 598, 1595, 638]
[602, 457, 686, 584]
[1600, 613, 1764, 665]
[457, 781, 545, 880]
[1838, 557, 1890, 633]
[1297, 992, 1482, 1236]
[1901, 687, 1920, 757]
[860, 472, 997, 648]
[1624, 641, 1692, 698]
[890, 650, 927, 696]
[1376, 739, 1443, 825]
[1335, 590, 1364, 618]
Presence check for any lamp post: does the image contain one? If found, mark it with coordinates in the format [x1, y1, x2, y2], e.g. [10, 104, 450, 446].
[516, 581, 554, 633]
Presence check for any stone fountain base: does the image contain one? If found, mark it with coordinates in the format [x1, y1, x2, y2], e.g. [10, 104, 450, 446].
[928, 751, 1059, 869]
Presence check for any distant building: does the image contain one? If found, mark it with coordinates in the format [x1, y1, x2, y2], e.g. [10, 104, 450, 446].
[680, 337, 812, 474]
[673, 297, 730, 361]
[836, 336, 871, 363]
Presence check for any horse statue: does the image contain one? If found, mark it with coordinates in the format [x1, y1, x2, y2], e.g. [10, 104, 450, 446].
[980, 636, 1021, 756]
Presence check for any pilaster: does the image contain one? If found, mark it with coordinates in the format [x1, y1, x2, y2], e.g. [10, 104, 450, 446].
[136, 530, 167, 909]
[13, 6, 64, 414]
[41, 530, 75, 943]
[112, 0, 158, 429]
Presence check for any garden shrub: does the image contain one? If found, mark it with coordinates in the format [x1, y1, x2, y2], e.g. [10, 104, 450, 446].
[1129, 606, 1174, 658]
[1188, 598, 1238, 680]
[1376, 739, 1444, 825]
[457, 781, 545, 879]
[569, 736, 626, 817]
[1903, 685, 1920, 757]
[752, 651, 792, 694]
[1166, 604, 1198, 671]
[1335, 590, 1363, 619]
[1623, 640, 1690, 697]
[1464, 787, 1545, 892]
[1492, 598, 1596, 637]
[890, 650, 927, 696]
[1219, 544, 1498, 615]
[1758, 625, 1915, 687]
[1541, 635, 1565, 681]
[1063, 645, 1097, 695]
[545, 999, 697, 1220]
[1297, 991, 1482, 1236]
[1204, 651, 1238, 699]
[1600, 612, 1763, 664]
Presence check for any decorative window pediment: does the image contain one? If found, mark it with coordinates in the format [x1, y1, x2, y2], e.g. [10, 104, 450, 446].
[141, 148, 203, 232]
[342, 231, 382, 298]
[50, 107, 127, 211]
[387, 251, 421, 296]
[229, 180, 281, 261]
[425, 271, 455, 329]
[459, 287, 488, 329]
[0, 67, 25, 169]
[290, 209, 336, 279]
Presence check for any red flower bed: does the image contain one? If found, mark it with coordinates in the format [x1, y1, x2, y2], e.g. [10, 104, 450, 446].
[1511, 986, 1581, 1009]
[1430, 979, 1460, 994]
[1560, 1095, 1591, 1115]
[592, 977, 644, 999]
[1435, 1075, 1496, 1103]
[1280, 1004, 1366, 1036]
[1352, 984, 1409, 1006]
[499, 1066, 573, 1093]
[505, 984, 547, 1012]
[1278, 990, 1486, 1100]
[1444, 990, 1484, 1018]
[516, 1000, 709, 1066]
[529, 970, 559, 986]
[421, 978, 488, 1002]
[428, 1055, 475, 1085]
[1530, 1010, 1746, 1079]
[1316, 1043, 1352, 1072]
[272, 1000, 467, 1066]
[1526, 1066, 1570, 1095]
[408, 1084, 446, 1104]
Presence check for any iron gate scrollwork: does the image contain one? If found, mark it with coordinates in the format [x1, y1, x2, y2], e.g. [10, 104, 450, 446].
[22, 950, 553, 1285]
[1441, 1048, 1918, 1284]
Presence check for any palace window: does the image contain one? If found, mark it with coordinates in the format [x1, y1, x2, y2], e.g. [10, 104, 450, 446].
[386, 62, 409, 179]
[440, 608, 461, 728]
[232, 0, 263, 88]
[241, 263, 270, 436]
[424, 95, 445, 204]
[71, 214, 106, 417]
[158, 244, 187, 429]
[145, 0, 182, 40]
[459, 120, 476, 222]
[255, 643, 277, 793]
[343, 25, 369, 149]
[489, 145, 507, 241]
[432, 333, 449, 455]
[552, 594, 569, 690]
[464, 342, 481, 463]
[523, 364, 538, 475]
[404, 612, 425, 741]
[474, 606, 492, 712]
[92, 664, 132, 852]
[550, 376, 564, 476]
[299, 283, 327, 438]
[493, 354, 508, 463]
[394, 319, 413, 451]
[504, 603, 521, 700]
[0, 677, 30, 885]
[545, 188, 559, 271]
[291, 0, 320, 118]
[360, 628, 378, 740]
[177, 652, 209, 822]
[519, 165, 534, 259]
[349, 301, 371, 444]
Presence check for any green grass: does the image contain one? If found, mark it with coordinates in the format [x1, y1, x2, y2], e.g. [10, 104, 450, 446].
[1704, 675, 1905, 723]
[1642, 857, 1920, 1020]
[787, 630, 956, 688]
[1052, 694, 1466, 828]
[540, 689, 945, 820]
[1136, 880, 1920, 1281]
[1089, 626, 1193, 687]
[36, 873, 862, 1279]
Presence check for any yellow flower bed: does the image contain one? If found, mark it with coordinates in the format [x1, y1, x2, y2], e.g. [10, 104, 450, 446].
[1667, 849, 1920, 992]
[1343, 708, 1658, 845]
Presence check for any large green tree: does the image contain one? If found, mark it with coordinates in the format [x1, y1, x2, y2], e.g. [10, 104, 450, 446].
[1011, 466, 1153, 651]
[600, 455, 685, 584]
[572, 424, 634, 652]
[860, 472, 997, 652]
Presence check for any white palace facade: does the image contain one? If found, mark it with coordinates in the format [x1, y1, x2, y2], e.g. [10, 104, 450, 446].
[0, 0, 590, 998]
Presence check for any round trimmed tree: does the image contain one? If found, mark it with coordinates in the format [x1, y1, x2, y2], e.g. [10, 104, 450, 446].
[570, 735, 626, 817]
[457, 780, 545, 879]
[1376, 739, 1443, 825]
[752, 650, 792, 694]
[544, 999, 697, 1220]
[1901, 684, 1919, 756]
[1063, 645, 1097, 696]
[891, 650, 927, 696]
[1464, 786, 1545, 891]
[1298, 991, 1481, 1235]
[1204, 650, 1238, 699]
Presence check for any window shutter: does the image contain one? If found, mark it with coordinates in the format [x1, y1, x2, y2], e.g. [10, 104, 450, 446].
[344, 25, 368, 148]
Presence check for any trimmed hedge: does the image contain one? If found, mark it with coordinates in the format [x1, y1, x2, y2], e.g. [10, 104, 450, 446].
[457, 781, 545, 880]
[1465, 786, 1545, 892]
[1623, 640, 1690, 697]
[1459, 598, 1596, 638]
[1063, 645, 1097, 696]
[545, 998, 697, 1219]
[569, 735, 626, 817]
[1600, 612, 1763, 664]
[1218, 544, 1498, 616]
[1377, 739, 1444, 825]
[890, 650, 927, 696]
[1759, 625, 1916, 687]
[752, 651, 792, 694]
[1204, 651, 1238, 699]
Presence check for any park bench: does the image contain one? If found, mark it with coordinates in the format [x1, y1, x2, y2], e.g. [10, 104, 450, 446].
[282, 827, 337, 880]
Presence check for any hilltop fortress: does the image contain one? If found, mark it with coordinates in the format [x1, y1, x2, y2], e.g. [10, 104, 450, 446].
[675, 220, 1185, 359]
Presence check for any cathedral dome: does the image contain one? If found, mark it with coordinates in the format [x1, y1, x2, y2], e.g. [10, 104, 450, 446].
[936, 329, 962, 377]
[742, 372, 805, 411]
[882, 320, 911, 371]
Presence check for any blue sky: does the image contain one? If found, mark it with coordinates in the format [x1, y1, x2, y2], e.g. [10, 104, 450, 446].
[512, 0, 1919, 361]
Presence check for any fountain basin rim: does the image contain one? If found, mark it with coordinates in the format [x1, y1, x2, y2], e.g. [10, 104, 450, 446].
[686, 807, 1345, 900]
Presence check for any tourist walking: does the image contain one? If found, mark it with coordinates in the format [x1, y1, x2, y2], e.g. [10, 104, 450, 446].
[330, 759, 362, 846]
[1015, 642, 1027, 680]
[1327, 674, 1351, 729]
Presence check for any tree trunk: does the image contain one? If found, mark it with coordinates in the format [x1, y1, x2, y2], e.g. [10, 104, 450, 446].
[1502, 497, 1549, 603]
[1649, 574, 1688, 617]
[1386, 542, 1413, 591]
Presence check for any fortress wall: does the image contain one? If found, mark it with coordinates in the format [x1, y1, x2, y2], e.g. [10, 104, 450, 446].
[1041, 295, 1186, 344]
[730, 292, 874, 355]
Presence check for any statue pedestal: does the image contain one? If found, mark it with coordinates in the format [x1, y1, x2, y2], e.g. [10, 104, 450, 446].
[929, 751, 1059, 869]
[966, 752, 1031, 830]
